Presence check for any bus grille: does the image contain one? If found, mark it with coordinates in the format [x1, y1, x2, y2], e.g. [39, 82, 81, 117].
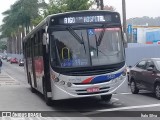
[73, 80, 110, 85]
[68, 68, 119, 76]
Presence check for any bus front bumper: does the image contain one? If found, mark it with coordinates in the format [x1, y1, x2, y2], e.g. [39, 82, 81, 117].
[51, 76, 128, 100]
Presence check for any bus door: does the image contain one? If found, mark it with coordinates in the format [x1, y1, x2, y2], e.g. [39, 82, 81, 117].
[31, 36, 37, 88]
[34, 31, 44, 93]
[23, 42, 30, 83]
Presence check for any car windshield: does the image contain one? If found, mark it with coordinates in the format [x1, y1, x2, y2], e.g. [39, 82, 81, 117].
[50, 27, 124, 68]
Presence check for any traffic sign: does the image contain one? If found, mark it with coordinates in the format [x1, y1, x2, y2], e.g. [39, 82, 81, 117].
[127, 24, 132, 34]
[132, 28, 137, 43]
[88, 29, 95, 35]
[133, 28, 137, 35]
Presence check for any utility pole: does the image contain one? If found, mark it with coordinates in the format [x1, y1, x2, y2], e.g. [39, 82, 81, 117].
[95, 0, 104, 10]
[100, 0, 104, 10]
[122, 0, 127, 34]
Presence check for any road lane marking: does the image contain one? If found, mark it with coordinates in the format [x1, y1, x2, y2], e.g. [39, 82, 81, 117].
[113, 92, 132, 95]
[3, 70, 17, 81]
[82, 103, 160, 115]
[111, 98, 119, 101]
[0, 71, 20, 86]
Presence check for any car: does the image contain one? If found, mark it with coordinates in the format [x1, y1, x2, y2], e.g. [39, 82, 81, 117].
[129, 58, 160, 100]
[6, 56, 11, 62]
[2, 55, 7, 60]
[19, 59, 24, 66]
[10, 58, 18, 64]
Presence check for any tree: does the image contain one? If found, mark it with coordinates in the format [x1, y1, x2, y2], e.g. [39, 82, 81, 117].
[0, 0, 47, 54]
[104, 5, 116, 11]
[44, 0, 93, 17]
[65, 0, 92, 11]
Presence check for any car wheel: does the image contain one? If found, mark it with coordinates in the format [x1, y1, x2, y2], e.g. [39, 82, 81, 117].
[130, 80, 139, 94]
[101, 94, 112, 101]
[155, 84, 160, 100]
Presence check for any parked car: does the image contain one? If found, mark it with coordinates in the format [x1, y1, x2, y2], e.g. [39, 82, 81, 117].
[19, 59, 24, 66]
[2, 55, 7, 60]
[129, 58, 160, 100]
[10, 58, 18, 64]
[7, 56, 11, 62]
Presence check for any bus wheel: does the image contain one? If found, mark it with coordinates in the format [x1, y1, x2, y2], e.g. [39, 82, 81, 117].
[43, 81, 52, 106]
[101, 94, 112, 101]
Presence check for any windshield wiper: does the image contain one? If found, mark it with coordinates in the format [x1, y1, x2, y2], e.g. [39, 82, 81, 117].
[94, 34, 99, 56]
[97, 25, 106, 46]
[81, 32, 86, 54]
[67, 27, 86, 54]
[67, 27, 84, 44]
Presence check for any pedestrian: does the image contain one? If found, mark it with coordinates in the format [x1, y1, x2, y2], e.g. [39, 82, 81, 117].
[0, 59, 2, 73]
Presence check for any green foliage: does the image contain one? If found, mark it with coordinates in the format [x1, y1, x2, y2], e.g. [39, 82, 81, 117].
[127, 16, 160, 26]
[65, 0, 92, 11]
[31, 15, 44, 26]
[0, 0, 47, 38]
[1, 0, 93, 38]
[44, 0, 93, 16]
[0, 40, 7, 51]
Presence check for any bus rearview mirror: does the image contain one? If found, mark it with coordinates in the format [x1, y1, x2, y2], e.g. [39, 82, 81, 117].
[123, 33, 127, 43]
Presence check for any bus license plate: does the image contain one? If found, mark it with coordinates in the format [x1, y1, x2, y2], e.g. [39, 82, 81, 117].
[87, 87, 99, 93]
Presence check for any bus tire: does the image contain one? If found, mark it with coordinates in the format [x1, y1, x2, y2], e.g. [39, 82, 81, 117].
[101, 94, 112, 101]
[43, 78, 52, 106]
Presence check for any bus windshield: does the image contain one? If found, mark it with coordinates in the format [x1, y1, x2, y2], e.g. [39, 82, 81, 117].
[50, 27, 124, 68]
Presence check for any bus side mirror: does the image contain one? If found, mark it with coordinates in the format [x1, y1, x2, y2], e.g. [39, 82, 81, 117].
[43, 33, 49, 45]
[123, 33, 127, 48]
[123, 33, 127, 43]
[43, 33, 49, 53]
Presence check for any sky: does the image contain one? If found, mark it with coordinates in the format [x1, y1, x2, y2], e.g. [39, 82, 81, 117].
[0, 0, 160, 25]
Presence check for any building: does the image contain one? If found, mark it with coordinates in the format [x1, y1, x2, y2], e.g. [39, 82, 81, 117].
[128, 25, 160, 44]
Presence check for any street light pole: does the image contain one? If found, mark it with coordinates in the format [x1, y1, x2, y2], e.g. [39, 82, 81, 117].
[122, 0, 127, 34]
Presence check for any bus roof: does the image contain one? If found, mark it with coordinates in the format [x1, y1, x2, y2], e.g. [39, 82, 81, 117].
[23, 10, 120, 42]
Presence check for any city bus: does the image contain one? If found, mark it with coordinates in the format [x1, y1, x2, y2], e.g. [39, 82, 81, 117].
[23, 10, 127, 105]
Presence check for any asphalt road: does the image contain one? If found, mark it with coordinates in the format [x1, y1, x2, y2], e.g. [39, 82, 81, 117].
[1, 59, 160, 120]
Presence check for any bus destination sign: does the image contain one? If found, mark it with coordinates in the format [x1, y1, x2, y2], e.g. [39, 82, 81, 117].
[63, 15, 112, 24]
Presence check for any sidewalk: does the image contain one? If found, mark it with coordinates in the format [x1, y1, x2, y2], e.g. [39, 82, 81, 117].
[0, 70, 20, 86]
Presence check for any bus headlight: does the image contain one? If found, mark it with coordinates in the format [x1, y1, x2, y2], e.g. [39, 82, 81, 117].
[60, 81, 65, 85]
[67, 82, 72, 87]
[122, 69, 127, 76]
